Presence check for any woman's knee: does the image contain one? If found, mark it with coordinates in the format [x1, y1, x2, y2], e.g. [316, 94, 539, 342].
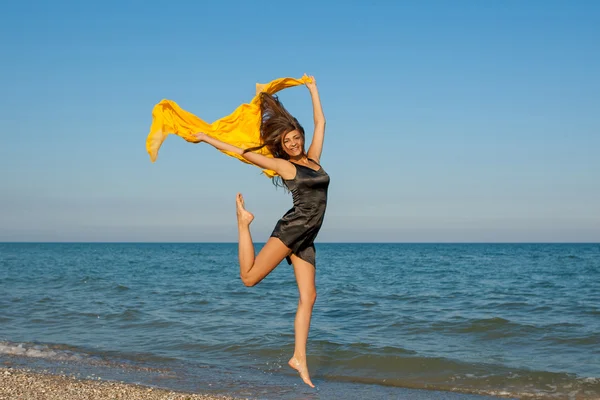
[299, 289, 317, 305]
[240, 273, 258, 287]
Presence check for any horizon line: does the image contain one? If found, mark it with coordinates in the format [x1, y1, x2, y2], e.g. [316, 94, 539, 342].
[1, 241, 598, 245]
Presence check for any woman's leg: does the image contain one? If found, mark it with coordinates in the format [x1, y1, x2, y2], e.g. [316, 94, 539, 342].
[288, 253, 317, 388]
[236, 193, 290, 286]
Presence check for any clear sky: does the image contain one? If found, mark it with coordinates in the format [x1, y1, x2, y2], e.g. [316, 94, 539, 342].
[1, 0, 599, 242]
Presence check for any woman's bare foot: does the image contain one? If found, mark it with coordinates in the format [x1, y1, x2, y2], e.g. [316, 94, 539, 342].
[236, 193, 254, 226]
[288, 356, 315, 388]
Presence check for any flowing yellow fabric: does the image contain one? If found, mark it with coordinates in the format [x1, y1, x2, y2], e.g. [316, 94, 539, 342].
[146, 75, 312, 178]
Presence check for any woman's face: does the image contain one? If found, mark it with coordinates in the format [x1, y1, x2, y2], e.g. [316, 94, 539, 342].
[282, 130, 304, 158]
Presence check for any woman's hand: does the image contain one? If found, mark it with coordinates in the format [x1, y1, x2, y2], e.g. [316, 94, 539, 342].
[192, 132, 206, 143]
[305, 74, 317, 92]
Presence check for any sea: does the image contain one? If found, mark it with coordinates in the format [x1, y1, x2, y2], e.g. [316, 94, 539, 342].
[0, 243, 599, 400]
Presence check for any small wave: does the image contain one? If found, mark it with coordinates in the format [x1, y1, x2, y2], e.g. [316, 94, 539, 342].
[459, 317, 510, 332]
[582, 308, 600, 317]
[360, 301, 378, 307]
[0, 341, 86, 362]
[0, 340, 175, 372]
[308, 341, 418, 364]
[558, 255, 582, 260]
[70, 311, 102, 319]
[36, 296, 54, 304]
[101, 308, 143, 321]
[429, 316, 535, 334]
[545, 322, 585, 328]
[121, 319, 179, 329]
[189, 299, 210, 306]
[458, 317, 544, 336]
[172, 307, 205, 314]
[485, 301, 531, 310]
[543, 334, 600, 346]
[79, 275, 104, 283]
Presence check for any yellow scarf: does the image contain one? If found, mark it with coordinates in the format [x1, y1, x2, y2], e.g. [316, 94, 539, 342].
[146, 75, 312, 178]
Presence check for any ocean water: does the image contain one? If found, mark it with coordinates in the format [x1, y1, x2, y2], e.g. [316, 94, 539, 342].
[0, 242, 599, 399]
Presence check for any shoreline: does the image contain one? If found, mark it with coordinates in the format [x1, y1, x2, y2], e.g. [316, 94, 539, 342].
[0, 367, 240, 400]
[0, 365, 519, 400]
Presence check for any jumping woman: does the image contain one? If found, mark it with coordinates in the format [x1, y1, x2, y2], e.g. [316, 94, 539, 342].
[192, 75, 328, 388]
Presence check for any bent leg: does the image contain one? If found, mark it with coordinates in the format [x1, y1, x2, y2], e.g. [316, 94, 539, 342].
[240, 237, 291, 286]
[288, 253, 316, 388]
[237, 192, 291, 286]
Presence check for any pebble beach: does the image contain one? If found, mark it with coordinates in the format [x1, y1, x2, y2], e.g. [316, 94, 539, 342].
[0, 367, 238, 400]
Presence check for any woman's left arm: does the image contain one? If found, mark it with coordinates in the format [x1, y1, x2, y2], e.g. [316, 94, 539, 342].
[305, 76, 326, 163]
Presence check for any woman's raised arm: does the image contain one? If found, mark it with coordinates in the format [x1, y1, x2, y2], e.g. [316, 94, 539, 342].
[305, 76, 326, 163]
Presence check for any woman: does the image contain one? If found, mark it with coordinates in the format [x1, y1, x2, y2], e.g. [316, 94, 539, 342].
[192, 75, 327, 388]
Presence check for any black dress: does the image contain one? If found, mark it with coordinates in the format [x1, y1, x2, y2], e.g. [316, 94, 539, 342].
[270, 158, 330, 267]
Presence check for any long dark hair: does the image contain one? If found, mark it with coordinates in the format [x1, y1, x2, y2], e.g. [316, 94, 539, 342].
[243, 92, 305, 188]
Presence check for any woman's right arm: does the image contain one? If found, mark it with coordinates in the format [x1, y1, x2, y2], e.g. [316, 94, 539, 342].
[194, 133, 294, 178]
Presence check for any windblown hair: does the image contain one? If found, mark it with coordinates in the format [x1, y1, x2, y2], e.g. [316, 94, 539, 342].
[243, 92, 305, 188]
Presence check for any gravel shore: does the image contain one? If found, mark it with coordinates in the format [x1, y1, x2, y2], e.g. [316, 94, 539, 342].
[0, 367, 241, 400]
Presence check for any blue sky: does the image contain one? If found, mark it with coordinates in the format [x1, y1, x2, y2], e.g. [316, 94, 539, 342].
[1, 0, 598, 242]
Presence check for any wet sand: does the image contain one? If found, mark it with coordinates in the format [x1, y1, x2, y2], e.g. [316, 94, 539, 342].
[0, 367, 239, 400]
